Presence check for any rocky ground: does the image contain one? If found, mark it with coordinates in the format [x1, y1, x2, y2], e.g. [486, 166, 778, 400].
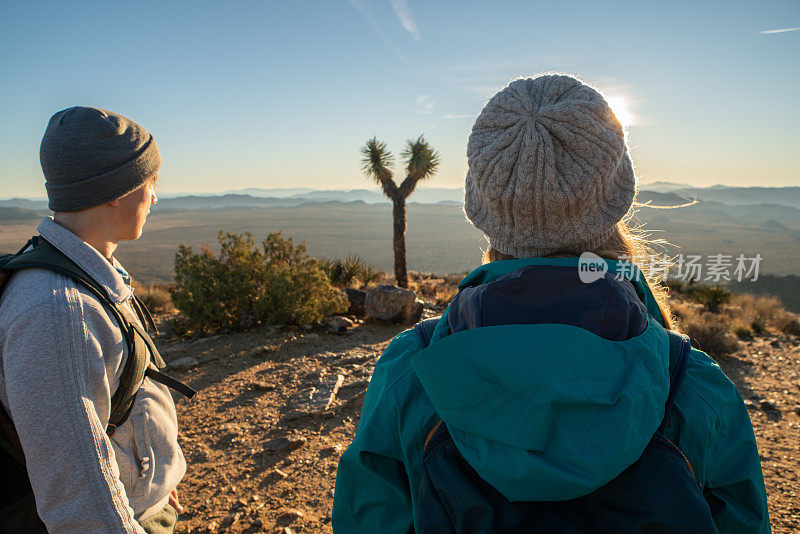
[155, 305, 800, 533]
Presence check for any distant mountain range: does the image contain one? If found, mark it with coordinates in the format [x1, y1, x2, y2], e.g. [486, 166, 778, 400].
[3, 183, 799, 212]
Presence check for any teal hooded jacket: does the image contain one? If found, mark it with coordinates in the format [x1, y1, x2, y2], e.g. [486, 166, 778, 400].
[333, 258, 770, 533]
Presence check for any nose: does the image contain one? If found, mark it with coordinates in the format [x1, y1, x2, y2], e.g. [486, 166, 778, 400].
[151, 189, 158, 205]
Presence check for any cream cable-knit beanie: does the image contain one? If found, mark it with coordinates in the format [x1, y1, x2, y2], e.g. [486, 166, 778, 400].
[464, 74, 637, 258]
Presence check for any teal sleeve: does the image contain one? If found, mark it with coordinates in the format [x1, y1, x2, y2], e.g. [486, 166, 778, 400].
[702, 397, 771, 533]
[669, 349, 771, 533]
[332, 334, 416, 534]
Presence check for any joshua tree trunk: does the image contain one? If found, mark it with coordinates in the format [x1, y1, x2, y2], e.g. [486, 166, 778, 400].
[360, 136, 439, 291]
[392, 196, 408, 288]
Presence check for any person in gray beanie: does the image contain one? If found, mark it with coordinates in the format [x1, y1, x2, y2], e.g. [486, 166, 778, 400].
[464, 74, 636, 259]
[0, 107, 188, 533]
[41, 106, 162, 213]
[333, 74, 769, 533]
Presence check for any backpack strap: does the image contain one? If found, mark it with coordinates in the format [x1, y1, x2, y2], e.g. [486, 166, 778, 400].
[0, 402, 25, 466]
[1, 236, 196, 437]
[414, 317, 440, 349]
[659, 330, 692, 433]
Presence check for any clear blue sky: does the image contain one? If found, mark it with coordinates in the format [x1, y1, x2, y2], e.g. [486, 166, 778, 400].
[1, 0, 798, 198]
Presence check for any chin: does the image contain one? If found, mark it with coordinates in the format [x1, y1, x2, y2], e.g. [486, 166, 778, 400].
[121, 227, 145, 242]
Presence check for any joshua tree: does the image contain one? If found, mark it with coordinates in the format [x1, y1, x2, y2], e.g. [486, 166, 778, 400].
[361, 135, 440, 288]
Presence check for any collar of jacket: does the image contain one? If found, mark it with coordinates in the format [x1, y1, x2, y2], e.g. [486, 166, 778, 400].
[430, 257, 666, 344]
[37, 217, 133, 304]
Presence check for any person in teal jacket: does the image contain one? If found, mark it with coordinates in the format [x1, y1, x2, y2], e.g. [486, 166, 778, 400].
[333, 74, 770, 533]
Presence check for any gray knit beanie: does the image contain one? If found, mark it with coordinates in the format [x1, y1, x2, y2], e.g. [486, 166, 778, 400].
[40, 106, 161, 212]
[464, 74, 637, 258]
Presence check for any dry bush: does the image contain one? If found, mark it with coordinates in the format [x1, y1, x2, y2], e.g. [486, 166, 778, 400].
[774, 311, 800, 336]
[673, 303, 740, 356]
[135, 284, 173, 314]
[434, 284, 459, 307]
[407, 272, 461, 307]
[727, 317, 754, 340]
[409, 278, 440, 299]
[728, 293, 788, 334]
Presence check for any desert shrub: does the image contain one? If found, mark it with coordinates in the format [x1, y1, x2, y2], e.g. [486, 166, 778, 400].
[680, 310, 740, 356]
[136, 284, 173, 314]
[687, 284, 731, 313]
[434, 284, 459, 307]
[775, 311, 800, 336]
[171, 231, 348, 335]
[728, 293, 789, 334]
[409, 278, 438, 299]
[728, 318, 753, 339]
[406, 272, 460, 307]
[320, 255, 381, 287]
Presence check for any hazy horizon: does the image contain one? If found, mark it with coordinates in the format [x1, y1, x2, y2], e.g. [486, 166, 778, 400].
[4, 180, 800, 202]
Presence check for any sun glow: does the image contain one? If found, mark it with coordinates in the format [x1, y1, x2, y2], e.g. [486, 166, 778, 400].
[604, 95, 636, 128]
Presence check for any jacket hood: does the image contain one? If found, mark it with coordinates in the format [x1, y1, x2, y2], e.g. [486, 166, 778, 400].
[411, 257, 671, 501]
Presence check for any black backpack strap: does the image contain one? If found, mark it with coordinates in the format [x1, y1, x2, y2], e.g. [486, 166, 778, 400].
[414, 317, 441, 349]
[131, 294, 159, 336]
[145, 369, 197, 399]
[659, 330, 692, 433]
[0, 403, 25, 467]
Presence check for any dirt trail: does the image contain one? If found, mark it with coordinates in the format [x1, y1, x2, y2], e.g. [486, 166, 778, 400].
[159, 312, 800, 533]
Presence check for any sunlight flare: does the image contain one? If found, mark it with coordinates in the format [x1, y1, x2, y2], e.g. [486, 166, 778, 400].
[604, 94, 636, 128]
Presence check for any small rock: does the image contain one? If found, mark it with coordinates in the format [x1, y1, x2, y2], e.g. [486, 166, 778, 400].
[320, 444, 343, 457]
[252, 381, 274, 391]
[279, 508, 304, 522]
[169, 356, 198, 370]
[274, 468, 289, 478]
[327, 316, 354, 333]
[280, 528, 295, 534]
[264, 436, 307, 454]
[292, 374, 345, 413]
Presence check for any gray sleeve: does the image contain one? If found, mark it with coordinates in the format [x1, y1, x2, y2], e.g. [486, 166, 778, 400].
[1, 289, 146, 533]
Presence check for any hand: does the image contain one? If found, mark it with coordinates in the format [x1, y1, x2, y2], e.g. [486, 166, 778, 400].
[169, 488, 185, 514]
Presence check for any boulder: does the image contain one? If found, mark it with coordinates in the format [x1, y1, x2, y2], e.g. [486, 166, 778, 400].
[344, 288, 367, 316]
[406, 298, 424, 324]
[365, 285, 420, 323]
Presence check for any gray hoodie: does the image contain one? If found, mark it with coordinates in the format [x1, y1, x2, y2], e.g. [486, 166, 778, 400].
[0, 217, 186, 533]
